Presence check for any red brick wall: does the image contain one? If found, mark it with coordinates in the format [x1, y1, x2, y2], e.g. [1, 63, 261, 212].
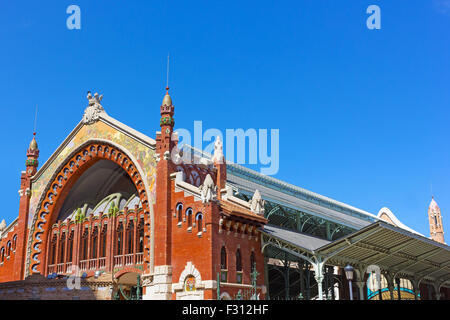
[0, 225, 19, 283]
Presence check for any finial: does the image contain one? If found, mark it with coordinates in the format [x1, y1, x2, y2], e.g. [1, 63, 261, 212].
[212, 136, 224, 164]
[166, 53, 170, 90]
[29, 135, 38, 151]
[83, 91, 105, 124]
[162, 87, 172, 106]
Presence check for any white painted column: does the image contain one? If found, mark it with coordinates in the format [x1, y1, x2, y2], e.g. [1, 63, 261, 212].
[313, 261, 324, 300]
[356, 282, 365, 300]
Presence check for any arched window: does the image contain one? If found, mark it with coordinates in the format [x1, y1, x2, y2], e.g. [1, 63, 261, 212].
[220, 246, 227, 282]
[176, 203, 183, 224]
[138, 218, 144, 253]
[250, 251, 256, 273]
[236, 249, 242, 283]
[116, 223, 123, 256]
[221, 247, 227, 269]
[67, 231, 74, 263]
[196, 213, 203, 234]
[50, 234, 57, 265]
[0, 247, 5, 263]
[236, 249, 242, 271]
[91, 227, 98, 259]
[81, 229, 88, 261]
[127, 220, 134, 254]
[6, 241, 11, 257]
[100, 225, 107, 257]
[186, 208, 193, 231]
[12, 235, 17, 251]
[59, 233, 66, 263]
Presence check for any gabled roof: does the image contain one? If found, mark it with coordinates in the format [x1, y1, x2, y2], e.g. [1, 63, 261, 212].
[32, 110, 156, 182]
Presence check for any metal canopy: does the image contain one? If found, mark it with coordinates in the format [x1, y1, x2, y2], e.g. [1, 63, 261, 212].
[261, 221, 450, 289]
[261, 224, 330, 253]
[316, 221, 450, 285]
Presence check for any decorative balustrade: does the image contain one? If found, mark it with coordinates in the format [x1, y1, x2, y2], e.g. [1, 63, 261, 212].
[135, 252, 143, 265]
[124, 254, 134, 266]
[56, 263, 65, 273]
[47, 252, 144, 274]
[79, 260, 87, 271]
[114, 255, 123, 267]
[98, 257, 106, 269]
[47, 264, 56, 274]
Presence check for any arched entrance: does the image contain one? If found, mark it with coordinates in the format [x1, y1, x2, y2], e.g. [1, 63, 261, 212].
[27, 141, 151, 276]
[114, 268, 143, 300]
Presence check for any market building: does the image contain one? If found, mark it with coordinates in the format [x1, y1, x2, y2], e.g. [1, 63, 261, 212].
[0, 89, 448, 300]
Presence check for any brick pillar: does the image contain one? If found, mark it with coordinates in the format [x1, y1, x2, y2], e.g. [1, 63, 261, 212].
[63, 231, 69, 271]
[96, 228, 101, 262]
[86, 223, 92, 262]
[107, 217, 116, 271]
[44, 232, 52, 276]
[143, 88, 174, 300]
[54, 226, 61, 268]
[13, 175, 32, 280]
[72, 223, 81, 270]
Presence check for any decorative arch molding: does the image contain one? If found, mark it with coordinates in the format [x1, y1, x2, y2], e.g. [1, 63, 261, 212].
[25, 139, 154, 276]
[114, 267, 143, 280]
[177, 261, 202, 287]
[173, 261, 211, 300]
[220, 292, 232, 300]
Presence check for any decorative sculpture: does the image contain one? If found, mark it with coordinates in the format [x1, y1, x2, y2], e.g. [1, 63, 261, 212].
[199, 174, 217, 203]
[83, 91, 105, 125]
[249, 189, 265, 216]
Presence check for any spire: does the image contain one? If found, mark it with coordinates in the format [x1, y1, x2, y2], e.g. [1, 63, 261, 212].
[213, 136, 227, 199]
[160, 86, 175, 129]
[428, 196, 445, 244]
[29, 134, 38, 151]
[25, 132, 39, 176]
[162, 87, 173, 107]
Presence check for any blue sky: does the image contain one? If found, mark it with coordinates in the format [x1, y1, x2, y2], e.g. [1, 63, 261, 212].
[0, 1, 449, 237]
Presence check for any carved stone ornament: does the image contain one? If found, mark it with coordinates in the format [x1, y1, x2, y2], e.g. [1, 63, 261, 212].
[249, 189, 265, 216]
[199, 174, 217, 203]
[141, 274, 153, 286]
[83, 92, 104, 125]
[212, 136, 224, 164]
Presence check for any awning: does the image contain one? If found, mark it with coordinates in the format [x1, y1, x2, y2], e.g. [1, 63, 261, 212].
[261, 221, 450, 287]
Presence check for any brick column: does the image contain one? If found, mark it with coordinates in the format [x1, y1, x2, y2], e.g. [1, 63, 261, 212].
[44, 232, 52, 276]
[63, 231, 69, 270]
[86, 223, 92, 262]
[72, 223, 81, 270]
[107, 217, 115, 271]
[122, 220, 126, 263]
[54, 226, 61, 268]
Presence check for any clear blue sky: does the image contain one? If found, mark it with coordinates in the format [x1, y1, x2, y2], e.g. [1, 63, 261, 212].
[1, 1, 449, 238]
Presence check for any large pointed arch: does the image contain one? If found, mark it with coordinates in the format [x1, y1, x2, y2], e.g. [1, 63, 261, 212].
[26, 140, 153, 276]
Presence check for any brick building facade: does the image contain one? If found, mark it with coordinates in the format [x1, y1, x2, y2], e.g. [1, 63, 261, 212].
[0, 89, 448, 300]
